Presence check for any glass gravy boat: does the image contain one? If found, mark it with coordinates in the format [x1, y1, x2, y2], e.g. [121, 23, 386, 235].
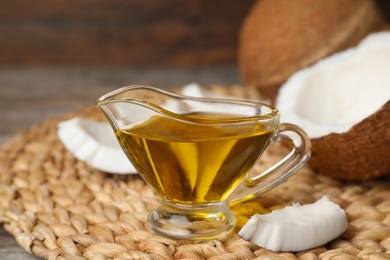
[96, 85, 311, 240]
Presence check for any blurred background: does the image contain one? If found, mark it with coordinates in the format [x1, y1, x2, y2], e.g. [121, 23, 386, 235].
[0, 0, 255, 67]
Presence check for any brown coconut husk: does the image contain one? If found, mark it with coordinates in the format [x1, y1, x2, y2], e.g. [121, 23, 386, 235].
[309, 101, 390, 181]
[238, 0, 389, 100]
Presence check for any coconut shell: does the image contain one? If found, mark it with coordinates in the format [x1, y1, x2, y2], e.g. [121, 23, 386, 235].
[309, 101, 390, 181]
[239, 0, 388, 100]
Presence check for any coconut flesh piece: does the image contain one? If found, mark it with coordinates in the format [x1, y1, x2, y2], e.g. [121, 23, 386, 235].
[238, 195, 348, 252]
[57, 117, 137, 174]
[275, 32, 390, 180]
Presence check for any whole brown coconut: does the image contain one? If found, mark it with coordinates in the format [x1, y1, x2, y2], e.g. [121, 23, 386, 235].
[239, 0, 388, 100]
[309, 101, 390, 181]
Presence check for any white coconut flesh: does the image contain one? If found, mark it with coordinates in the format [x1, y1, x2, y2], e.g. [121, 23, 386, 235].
[238, 195, 348, 252]
[57, 117, 136, 174]
[276, 32, 390, 139]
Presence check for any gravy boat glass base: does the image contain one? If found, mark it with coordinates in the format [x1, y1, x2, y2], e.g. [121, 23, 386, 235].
[148, 201, 235, 240]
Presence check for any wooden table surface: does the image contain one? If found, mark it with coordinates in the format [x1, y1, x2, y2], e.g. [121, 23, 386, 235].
[0, 66, 241, 259]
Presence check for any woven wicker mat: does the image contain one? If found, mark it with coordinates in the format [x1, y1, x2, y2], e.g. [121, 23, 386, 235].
[0, 85, 389, 260]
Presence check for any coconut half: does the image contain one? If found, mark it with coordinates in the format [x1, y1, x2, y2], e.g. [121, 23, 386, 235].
[276, 32, 390, 181]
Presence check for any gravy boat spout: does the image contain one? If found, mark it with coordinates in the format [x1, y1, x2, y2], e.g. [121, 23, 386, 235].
[95, 85, 186, 131]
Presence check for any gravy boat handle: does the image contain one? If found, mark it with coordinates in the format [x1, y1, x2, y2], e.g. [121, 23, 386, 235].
[228, 123, 311, 206]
